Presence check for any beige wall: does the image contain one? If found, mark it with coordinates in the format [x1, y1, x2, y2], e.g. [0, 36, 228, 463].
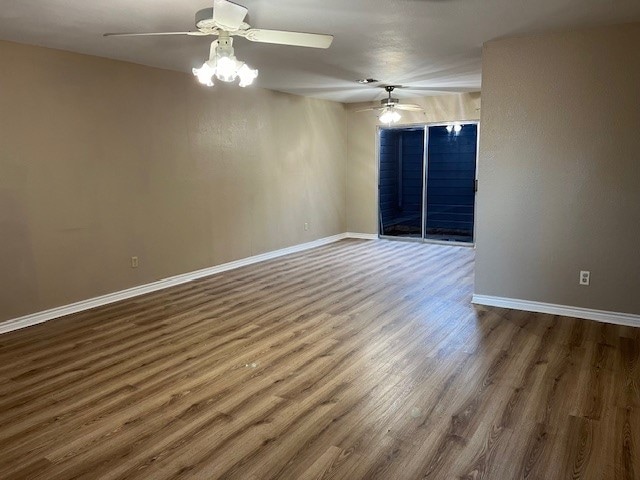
[346, 93, 481, 234]
[0, 40, 347, 322]
[475, 23, 640, 315]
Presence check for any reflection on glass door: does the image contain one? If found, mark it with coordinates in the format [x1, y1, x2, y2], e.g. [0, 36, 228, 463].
[378, 127, 425, 238]
[378, 123, 478, 244]
[424, 124, 478, 243]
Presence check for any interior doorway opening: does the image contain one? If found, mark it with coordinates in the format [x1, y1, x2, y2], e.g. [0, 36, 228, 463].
[378, 122, 479, 245]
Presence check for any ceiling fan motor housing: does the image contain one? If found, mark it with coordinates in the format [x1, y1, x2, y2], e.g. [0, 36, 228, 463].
[195, 8, 216, 30]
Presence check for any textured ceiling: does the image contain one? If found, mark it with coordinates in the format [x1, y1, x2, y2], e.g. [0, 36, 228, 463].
[2, 0, 640, 103]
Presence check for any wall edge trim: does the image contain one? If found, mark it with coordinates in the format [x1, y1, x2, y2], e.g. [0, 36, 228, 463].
[472, 294, 640, 328]
[1, 232, 378, 335]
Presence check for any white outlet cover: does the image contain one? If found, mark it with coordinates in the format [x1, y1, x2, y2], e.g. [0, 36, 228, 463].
[579, 271, 590, 285]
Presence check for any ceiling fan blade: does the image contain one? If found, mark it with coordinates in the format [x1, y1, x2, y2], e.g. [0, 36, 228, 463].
[356, 107, 381, 113]
[103, 31, 208, 37]
[244, 29, 333, 49]
[394, 104, 423, 112]
[213, 0, 248, 30]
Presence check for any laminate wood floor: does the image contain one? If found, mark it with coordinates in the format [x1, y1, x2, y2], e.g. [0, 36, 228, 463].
[0, 239, 638, 479]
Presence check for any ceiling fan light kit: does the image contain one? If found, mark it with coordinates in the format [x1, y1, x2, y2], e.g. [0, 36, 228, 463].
[105, 0, 333, 90]
[356, 86, 424, 124]
[379, 107, 401, 124]
[192, 35, 258, 87]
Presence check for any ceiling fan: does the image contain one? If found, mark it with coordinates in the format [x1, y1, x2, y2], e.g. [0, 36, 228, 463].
[104, 0, 334, 87]
[357, 86, 423, 124]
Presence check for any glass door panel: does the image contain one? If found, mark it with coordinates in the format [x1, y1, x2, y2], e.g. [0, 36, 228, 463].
[379, 127, 425, 238]
[424, 124, 477, 243]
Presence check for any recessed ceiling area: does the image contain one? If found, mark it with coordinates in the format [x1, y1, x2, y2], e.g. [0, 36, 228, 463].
[2, 0, 640, 103]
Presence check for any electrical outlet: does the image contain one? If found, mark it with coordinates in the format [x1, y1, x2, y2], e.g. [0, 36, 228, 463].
[304, 222, 309, 231]
[131, 256, 139, 268]
[579, 270, 590, 286]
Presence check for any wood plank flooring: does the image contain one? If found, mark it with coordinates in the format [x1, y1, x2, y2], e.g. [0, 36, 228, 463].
[0, 239, 638, 479]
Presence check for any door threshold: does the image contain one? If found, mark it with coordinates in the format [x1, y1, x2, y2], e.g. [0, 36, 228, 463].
[379, 235, 474, 248]
[423, 238, 475, 248]
[379, 235, 423, 244]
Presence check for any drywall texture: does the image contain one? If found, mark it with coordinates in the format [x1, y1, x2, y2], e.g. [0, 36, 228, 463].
[0, 40, 347, 322]
[476, 23, 640, 315]
[346, 93, 481, 234]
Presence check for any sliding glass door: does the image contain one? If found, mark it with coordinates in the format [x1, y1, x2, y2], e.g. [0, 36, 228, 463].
[378, 122, 478, 244]
[424, 124, 477, 243]
[378, 127, 426, 238]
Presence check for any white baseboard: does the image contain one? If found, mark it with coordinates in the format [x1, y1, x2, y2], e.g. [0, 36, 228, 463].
[1, 232, 381, 335]
[345, 232, 378, 240]
[472, 294, 640, 328]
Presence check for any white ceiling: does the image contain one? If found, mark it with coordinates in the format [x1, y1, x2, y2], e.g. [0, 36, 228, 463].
[2, 0, 640, 103]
